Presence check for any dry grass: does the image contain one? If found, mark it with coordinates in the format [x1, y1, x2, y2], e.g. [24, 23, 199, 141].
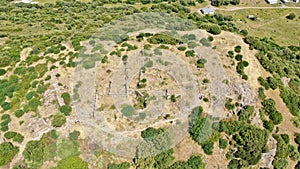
[217, 8, 300, 46]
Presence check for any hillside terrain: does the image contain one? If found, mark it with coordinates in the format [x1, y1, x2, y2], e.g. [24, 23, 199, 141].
[0, 0, 299, 169]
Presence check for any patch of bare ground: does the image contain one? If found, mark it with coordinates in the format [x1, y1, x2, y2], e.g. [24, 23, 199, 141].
[173, 136, 202, 161]
[174, 136, 228, 169]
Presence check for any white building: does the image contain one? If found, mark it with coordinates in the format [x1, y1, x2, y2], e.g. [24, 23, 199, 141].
[200, 8, 215, 15]
[294, 0, 299, 3]
[266, 0, 278, 4]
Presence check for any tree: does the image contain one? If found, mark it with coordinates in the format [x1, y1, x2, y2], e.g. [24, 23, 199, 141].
[219, 138, 228, 149]
[51, 113, 66, 127]
[61, 92, 71, 105]
[234, 45, 242, 53]
[59, 105, 72, 116]
[232, 127, 269, 165]
[286, 13, 296, 20]
[185, 50, 195, 57]
[269, 111, 283, 125]
[55, 156, 88, 169]
[0, 142, 19, 167]
[295, 133, 300, 145]
[267, 76, 278, 90]
[207, 25, 221, 35]
[108, 162, 130, 169]
[23, 140, 46, 168]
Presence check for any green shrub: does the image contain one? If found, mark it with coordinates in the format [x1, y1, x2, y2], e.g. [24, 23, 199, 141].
[286, 13, 296, 20]
[234, 45, 241, 53]
[108, 162, 130, 169]
[227, 51, 234, 58]
[1, 102, 11, 111]
[51, 113, 66, 127]
[59, 105, 72, 116]
[199, 38, 211, 47]
[57, 140, 80, 159]
[0, 69, 6, 76]
[69, 131, 80, 141]
[4, 132, 24, 143]
[0, 142, 19, 167]
[55, 156, 88, 169]
[201, 141, 214, 155]
[15, 109, 24, 118]
[61, 92, 71, 105]
[23, 140, 46, 168]
[207, 25, 221, 35]
[185, 50, 195, 57]
[177, 46, 187, 51]
[235, 54, 243, 61]
[196, 58, 207, 68]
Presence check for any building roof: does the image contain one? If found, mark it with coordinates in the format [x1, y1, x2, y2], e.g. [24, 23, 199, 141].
[266, 0, 278, 3]
[200, 8, 215, 14]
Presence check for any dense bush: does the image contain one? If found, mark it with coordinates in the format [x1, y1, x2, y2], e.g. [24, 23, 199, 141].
[234, 45, 241, 53]
[232, 127, 269, 166]
[61, 92, 71, 105]
[15, 109, 24, 118]
[108, 162, 130, 169]
[272, 134, 290, 169]
[177, 46, 187, 51]
[23, 140, 47, 168]
[51, 113, 66, 127]
[199, 38, 211, 47]
[235, 54, 243, 61]
[55, 156, 88, 169]
[59, 105, 72, 116]
[148, 34, 181, 45]
[207, 25, 221, 35]
[0, 142, 19, 167]
[185, 50, 195, 57]
[4, 132, 24, 143]
[196, 58, 207, 68]
[57, 139, 80, 159]
[169, 155, 205, 168]
[286, 13, 296, 20]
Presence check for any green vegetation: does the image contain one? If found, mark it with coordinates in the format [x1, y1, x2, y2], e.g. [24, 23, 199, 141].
[211, 0, 240, 6]
[234, 45, 241, 53]
[55, 156, 88, 169]
[219, 138, 228, 149]
[59, 105, 72, 116]
[61, 92, 71, 105]
[286, 13, 296, 20]
[108, 162, 130, 169]
[121, 105, 136, 117]
[4, 132, 24, 143]
[148, 34, 182, 45]
[199, 38, 211, 47]
[23, 140, 47, 168]
[196, 58, 207, 68]
[1, 114, 11, 132]
[51, 113, 67, 127]
[185, 50, 195, 57]
[177, 46, 187, 51]
[272, 134, 290, 169]
[169, 155, 205, 169]
[0, 142, 19, 167]
[207, 25, 221, 35]
[57, 139, 80, 159]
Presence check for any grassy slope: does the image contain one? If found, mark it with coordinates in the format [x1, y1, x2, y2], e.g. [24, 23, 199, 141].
[217, 8, 300, 46]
